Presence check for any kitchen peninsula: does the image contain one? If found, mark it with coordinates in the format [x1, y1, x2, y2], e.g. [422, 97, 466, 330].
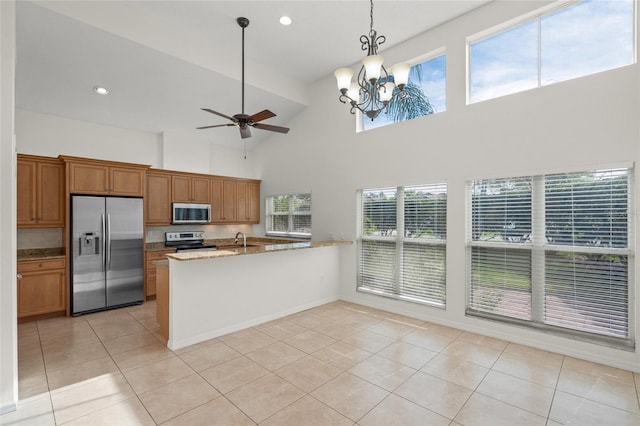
[156, 239, 351, 350]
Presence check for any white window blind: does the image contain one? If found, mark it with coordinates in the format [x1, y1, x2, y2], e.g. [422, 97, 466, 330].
[469, 177, 532, 320]
[467, 168, 632, 344]
[266, 193, 311, 238]
[543, 170, 630, 339]
[359, 184, 447, 307]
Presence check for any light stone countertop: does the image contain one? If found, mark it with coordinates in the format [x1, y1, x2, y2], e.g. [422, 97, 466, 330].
[17, 247, 65, 261]
[165, 240, 352, 261]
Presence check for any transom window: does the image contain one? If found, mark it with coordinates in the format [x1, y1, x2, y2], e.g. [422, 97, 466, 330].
[468, 0, 635, 103]
[358, 184, 447, 307]
[265, 193, 311, 239]
[363, 53, 446, 131]
[467, 168, 633, 346]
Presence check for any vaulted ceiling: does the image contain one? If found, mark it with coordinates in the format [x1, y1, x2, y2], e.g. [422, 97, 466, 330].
[15, 1, 492, 146]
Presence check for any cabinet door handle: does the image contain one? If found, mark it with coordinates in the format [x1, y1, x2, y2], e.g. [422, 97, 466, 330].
[17, 274, 22, 279]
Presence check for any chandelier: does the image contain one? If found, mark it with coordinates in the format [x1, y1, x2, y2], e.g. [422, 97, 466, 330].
[334, 0, 411, 121]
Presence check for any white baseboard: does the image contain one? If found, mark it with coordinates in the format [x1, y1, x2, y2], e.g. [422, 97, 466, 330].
[0, 401, 17, 415]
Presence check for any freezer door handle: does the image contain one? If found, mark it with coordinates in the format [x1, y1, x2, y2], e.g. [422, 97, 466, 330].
[106, 214, 112, 270]
[101, 214, 106, 272]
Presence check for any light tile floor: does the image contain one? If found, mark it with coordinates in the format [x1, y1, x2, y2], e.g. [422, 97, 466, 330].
[2, 300, 640, 425]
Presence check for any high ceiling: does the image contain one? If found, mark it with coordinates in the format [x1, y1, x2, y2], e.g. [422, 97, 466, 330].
[15, 1, 491, 147]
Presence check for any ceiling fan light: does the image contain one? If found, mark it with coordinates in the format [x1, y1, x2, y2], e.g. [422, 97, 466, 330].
[334, 68, 354, 92]
[362, 55, 384, 82]
[390, 62, 411, 88]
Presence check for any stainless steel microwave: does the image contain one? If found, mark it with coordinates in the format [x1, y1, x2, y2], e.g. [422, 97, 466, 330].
[172, 203, 211, 224]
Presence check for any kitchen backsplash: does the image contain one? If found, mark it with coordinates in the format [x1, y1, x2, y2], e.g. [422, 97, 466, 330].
[17, 228, 64, 249]
[145, 224, 254, 243]
[17, 225, 254, 248]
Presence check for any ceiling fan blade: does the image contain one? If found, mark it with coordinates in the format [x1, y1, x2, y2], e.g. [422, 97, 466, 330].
[239, 125, 252, 139]
[196, 123, 235, 130]
[248, 109, 276, 123]
[252, 123, 290, 134]
[201, 108, 236, 122]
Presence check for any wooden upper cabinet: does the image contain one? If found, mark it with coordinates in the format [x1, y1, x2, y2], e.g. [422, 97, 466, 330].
[223, 181, 237, 221]
[211, 178, 237, 222]
[38, 161, 65, 226]
[110, 167, 146, 196]
[62, 156, 149, 197]
[191, 178, 211, 203]
[17, 159, 37, 226]
[236, 181, 260, 223]
[68, 162, 109, 194]
[172, 174, 210, 203]
[146, 171, 172, 225]
[17, 155, 64, 228]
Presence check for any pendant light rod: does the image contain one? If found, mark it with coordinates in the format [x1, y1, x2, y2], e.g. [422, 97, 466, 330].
[237, 17, 249, 115]
[334, 0, 411, 120]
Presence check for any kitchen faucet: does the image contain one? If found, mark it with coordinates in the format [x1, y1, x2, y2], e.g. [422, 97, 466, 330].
[234, 232, 247, 248]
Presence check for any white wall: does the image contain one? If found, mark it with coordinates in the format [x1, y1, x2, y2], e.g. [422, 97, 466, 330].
[253, 1, 640, 372]
[16, 109, 162, 166]
[15, 109, 256, 179]
[0, 0, 17, 414]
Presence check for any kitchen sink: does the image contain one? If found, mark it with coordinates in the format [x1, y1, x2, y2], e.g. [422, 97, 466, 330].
[216, 244, 260, 250]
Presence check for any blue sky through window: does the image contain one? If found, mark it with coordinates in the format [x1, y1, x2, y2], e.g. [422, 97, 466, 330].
[469, 0, 634, 103]
[363, 54, 446, 131]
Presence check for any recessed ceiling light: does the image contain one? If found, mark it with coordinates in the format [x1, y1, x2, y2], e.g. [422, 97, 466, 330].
[93, 86, 109, 95]
[279, 16, 292, 26]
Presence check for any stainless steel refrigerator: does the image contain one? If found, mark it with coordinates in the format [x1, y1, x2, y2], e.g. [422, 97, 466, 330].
[71, 196, 144, 315]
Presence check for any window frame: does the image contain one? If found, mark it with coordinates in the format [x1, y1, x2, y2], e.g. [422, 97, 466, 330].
[265, 193, 312, 239]
[357, 183, 448, 308]
[360, 48, 447, 132]
[466, 167, 634, 348]
[466, 0, 636, 104]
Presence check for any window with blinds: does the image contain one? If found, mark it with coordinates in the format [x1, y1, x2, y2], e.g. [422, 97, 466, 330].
[358, 184, 447, 307]
[266, 193, 311, 238]
[467, 168, 632, 345]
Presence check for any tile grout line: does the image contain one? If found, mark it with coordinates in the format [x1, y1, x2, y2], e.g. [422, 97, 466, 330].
[34, 318, 57, 426]
[111, 308, 166, 426]
[544, 356, 567, 425]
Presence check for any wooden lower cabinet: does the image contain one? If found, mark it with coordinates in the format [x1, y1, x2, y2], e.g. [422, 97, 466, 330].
[156, 262, 169, 340]
[17, 258, 66, 318]
[145, 250, 175, 298]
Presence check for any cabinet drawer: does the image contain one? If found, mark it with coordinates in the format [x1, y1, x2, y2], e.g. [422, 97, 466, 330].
[146, 250, 174, 261]
[18, 258, 66, 272]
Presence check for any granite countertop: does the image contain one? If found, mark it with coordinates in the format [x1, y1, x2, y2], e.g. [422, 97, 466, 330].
[146, 237, 319, 253]
[166, 239, 352, 261]
[17, 247, 66, 261]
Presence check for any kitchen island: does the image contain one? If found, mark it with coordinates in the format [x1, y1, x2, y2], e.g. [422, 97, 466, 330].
[156, 239, 351, 350]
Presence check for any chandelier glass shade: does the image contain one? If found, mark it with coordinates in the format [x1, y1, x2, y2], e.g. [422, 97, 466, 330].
[334, 0, 411, 120]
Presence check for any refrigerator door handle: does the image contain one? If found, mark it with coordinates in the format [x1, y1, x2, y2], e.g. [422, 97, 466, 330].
[106, 213, 112, 270]
[101, 213, 106, 272]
